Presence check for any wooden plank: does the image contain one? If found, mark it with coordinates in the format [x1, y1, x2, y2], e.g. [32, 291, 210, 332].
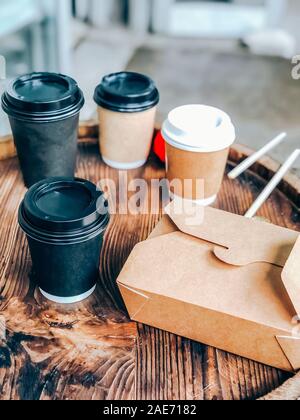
[0, 138, 299, 400]
[0, 136, 16, 160]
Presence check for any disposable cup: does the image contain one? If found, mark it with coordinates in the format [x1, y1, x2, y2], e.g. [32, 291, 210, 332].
[19, 178, 110, 304]
[2, 73, 84, 187]
[162, 105, 236, 204]
[94, 72, 159, 170]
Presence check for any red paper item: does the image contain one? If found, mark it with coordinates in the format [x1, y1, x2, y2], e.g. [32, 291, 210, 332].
[153, 131, 166, 163]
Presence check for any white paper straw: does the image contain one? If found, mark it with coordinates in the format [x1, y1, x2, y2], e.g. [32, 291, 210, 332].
[228, 132, 287, 179]
[245, 149, 300, 219]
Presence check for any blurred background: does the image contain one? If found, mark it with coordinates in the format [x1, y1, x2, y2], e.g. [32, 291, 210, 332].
[0, 0, 299, 170]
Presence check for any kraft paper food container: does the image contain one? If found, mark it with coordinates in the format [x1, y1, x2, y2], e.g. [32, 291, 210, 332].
[162, 105, 236, 205]
[117, 202, 300, 372]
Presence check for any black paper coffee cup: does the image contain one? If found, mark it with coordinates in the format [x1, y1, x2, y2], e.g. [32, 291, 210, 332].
[19, 178, 110, 304]
[2, 73, 84, 187]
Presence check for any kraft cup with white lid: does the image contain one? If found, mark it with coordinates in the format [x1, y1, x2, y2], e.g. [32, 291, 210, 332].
[162, 105, 236, 204]
[94, 72, 160, 170]
[18, 177, 110, 304]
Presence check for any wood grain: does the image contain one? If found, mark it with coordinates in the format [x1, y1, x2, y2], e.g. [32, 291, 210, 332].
[0, 135, 299, 400]
[0, 136, 16, 161]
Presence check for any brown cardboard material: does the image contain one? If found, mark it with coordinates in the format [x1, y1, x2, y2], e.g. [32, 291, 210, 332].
[117, 203, 300, 372]
[98, 106, 157, 166]
[282, 237, 300, 317]
[166, 144, 229, 200]
[165, 204, 298, 267]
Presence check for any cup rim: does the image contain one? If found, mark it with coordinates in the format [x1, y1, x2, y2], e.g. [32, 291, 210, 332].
[39, 286, 97, 304]
[162, 104, 236, 153]
[19, 177, 110, 245]
[1, 72, 85, 123]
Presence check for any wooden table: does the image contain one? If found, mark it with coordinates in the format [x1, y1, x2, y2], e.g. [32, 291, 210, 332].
[0, 132, 299, 401]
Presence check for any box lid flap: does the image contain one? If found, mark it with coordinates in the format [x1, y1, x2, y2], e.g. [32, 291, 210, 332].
[117, 227, 295, 330]
[282, 237, 300, 317]
[165, 202, 298, 267]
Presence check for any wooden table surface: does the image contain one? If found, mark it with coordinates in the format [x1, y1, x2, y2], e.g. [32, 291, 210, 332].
[0, 136, 299, 401]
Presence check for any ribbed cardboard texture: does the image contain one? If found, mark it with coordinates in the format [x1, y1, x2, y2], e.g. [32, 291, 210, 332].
[117, 203, 300, 372]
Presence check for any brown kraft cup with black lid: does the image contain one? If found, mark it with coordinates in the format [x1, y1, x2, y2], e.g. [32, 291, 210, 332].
[94, 71, 159, 170]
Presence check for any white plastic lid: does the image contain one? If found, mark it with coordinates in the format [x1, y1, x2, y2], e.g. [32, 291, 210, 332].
[162, 105, 236, 153]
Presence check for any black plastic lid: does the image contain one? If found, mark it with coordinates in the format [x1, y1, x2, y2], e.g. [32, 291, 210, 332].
[93, 72, 159, 113]
[2, 73, 85, 122]
[19, 178, 109, 244]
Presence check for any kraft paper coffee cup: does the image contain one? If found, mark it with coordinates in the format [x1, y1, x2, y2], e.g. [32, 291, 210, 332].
[19, 178, 110, 304]
[2, 73, 84, 187]
[94, 72, 159, 170]
[162, 105, 236, 205]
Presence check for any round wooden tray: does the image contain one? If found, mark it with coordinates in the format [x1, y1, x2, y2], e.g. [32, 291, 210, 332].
[0, 123, 299, 401]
